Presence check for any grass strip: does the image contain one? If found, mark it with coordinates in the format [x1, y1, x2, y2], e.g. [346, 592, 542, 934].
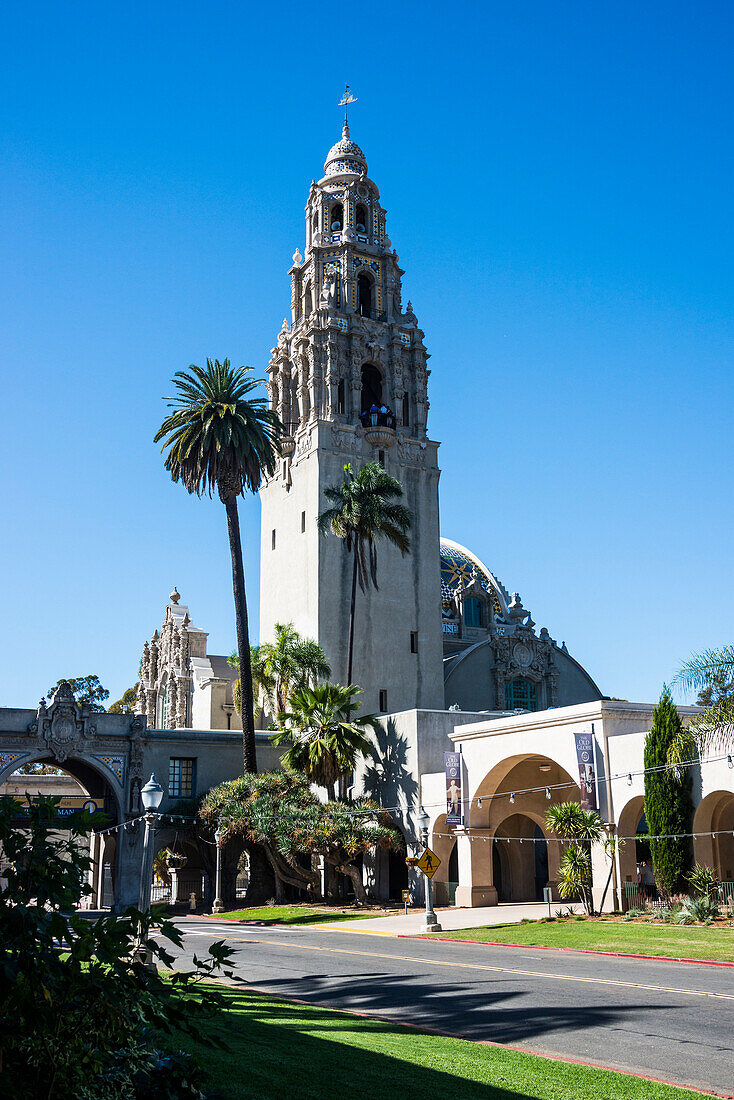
[212, 904, 386, 925]
[430, 919, 734, 962]
[174, 986, 711, 1099]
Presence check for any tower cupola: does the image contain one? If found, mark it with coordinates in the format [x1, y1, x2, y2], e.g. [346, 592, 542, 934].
[324, 121, 368, 177]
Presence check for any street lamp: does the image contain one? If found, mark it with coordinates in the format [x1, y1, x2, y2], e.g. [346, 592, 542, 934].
[213, 824, 225, 914]
[138, 773, 164, 911]
[417, 806, 441, 933]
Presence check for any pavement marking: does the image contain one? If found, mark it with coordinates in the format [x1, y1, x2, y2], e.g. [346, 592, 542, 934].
[198, 935, 734, 1002]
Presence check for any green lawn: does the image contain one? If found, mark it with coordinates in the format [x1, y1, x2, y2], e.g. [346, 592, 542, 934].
[431, 918, 734, 962]
[175, 987, 708, 1099]
[212, 904, 385, 925]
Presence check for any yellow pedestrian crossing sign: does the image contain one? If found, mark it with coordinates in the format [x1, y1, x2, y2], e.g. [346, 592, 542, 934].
[416, 847, 440, 879]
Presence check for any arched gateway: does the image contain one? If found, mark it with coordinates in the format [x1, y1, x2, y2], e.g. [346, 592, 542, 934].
[0, 681, 270, 910]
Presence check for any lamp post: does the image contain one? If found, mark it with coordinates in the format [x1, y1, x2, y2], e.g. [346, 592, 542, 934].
[213, 824, 225, 914]
[138, 773, 164, 912]
[417, 806, 441, 933]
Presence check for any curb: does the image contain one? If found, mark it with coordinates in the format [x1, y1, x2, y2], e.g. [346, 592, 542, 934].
[240, 984, 729, 1098]
[397, 934, 734, 968]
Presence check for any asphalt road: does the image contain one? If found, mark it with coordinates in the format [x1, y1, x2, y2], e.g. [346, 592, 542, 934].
[168, 918, 734, 1096]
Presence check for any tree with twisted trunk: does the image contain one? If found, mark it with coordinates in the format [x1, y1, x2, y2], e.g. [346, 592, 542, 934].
[155, 358, 282, 772]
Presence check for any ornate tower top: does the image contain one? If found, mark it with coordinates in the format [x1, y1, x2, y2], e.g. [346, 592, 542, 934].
[266, 101, 432, 455]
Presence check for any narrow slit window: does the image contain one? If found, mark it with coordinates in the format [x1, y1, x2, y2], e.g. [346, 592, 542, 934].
[379, 689, 388, 712]
[271, 529, 276, 550]
[301, 511, 306, 533]
[410, 632, 418, 653]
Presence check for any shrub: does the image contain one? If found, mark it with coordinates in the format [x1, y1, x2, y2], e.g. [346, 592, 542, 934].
[624, 906, 643, 921]
[0, 796, 235, 1099]
[644, 687, 694, 896]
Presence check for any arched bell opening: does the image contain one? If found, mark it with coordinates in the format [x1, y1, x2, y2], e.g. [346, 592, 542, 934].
[360, 363, 383, 416]
[357, 272, 372, 318]
[330, 203, 343, 231]
[355, 203, 368, 234]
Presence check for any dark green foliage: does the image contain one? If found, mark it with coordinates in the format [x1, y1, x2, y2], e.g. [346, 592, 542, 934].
[109, 684, 139, 713]
[644, 686, 694, 896]
[46, 675, 109, 712]
[200, 770, 400, 901]
[0, 796, 235, 1099]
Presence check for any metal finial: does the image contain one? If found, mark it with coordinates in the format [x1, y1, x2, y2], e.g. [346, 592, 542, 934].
[339, 83, 357, 128]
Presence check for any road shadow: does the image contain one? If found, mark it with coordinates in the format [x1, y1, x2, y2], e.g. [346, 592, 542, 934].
[249, 968, 672, 1047]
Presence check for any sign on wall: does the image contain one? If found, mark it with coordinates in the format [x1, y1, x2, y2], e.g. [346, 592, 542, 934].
[573, 732, 598, 812]
[444, 751, 463, 824]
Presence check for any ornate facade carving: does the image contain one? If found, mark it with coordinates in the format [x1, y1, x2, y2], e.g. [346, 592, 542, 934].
[27, 681, 97, 763]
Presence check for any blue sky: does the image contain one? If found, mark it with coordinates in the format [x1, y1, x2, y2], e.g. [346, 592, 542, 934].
[1, 2, 732, 708]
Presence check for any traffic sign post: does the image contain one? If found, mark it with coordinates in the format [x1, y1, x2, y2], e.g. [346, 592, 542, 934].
[416, 807, 442, 932]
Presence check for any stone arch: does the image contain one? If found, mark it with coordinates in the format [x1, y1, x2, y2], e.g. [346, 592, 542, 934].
[492, 813, 549, 902]
[468, 753, 580, 904]
[361, 362, 382, 415]
[357, 271, 373, 317]
[692, 791, 734, 881]
[616, 794, 645, 887]
[3, 753, 125, 909]
[431, 812, 458, 905]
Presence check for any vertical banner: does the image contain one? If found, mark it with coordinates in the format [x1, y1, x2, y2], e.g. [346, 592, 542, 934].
[444, 751, 463, 824]
[574, 732, 598, 811]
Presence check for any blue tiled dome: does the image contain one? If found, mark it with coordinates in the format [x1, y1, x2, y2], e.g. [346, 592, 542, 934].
[440, 539, 505, 616]
[324, 123, 367, 177]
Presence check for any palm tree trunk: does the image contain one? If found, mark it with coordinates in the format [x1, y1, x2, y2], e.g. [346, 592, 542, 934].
[346, 547, 358, 685]
[223, 493, 257, 773]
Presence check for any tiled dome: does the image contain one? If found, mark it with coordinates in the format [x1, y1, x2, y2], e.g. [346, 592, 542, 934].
[440, 539, 506, 617]
[324, 122, 367, 177]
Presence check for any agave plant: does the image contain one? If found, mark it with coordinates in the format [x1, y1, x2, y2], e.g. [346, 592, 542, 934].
[675, 895, 719, 924]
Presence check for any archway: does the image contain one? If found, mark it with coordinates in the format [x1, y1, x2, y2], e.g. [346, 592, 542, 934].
[468, 753, 581, 905]
[357, 272, 372, 317]
[617, 795, 645, 890]
[2, 756, 122, 908]
[361, 363, 382, 415]
[693, 791, 734, 883]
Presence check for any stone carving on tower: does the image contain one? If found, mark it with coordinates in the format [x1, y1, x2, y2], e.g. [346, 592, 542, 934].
[259, 98, 445, 713]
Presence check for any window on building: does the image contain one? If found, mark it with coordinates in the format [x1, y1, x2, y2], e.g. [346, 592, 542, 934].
[355, 203, 368, 233]
[464, 597, 484, 628]
[337, 378, 345, 414]
[410, 631, 418, 653]
[271, 529, 276, 550]
[361, 363, 382, 415]
[504, 679, 539, 712]
[379, 689, 388, 712]
[357, 272, 372, 317]
[330, 202, 343, 231]
[402, 393, 410, 427]
[378, 449, 385, 465]
[304, 281, 312, 319]
[301, 511, 306, 533]
[169, 757, 196, 799]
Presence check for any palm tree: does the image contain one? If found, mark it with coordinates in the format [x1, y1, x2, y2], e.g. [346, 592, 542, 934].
[545, 801, 605, 915]
[318, 462, 412, 685]
[273, 683, 378, 800]
[229, 645, 275, 728]
[672, 645, 734, 756]
[229, 625, 330, 722]
[155, 358, 282, 772]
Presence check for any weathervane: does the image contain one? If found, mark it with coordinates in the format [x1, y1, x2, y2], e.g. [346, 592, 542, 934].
[339, 83, 357, 126]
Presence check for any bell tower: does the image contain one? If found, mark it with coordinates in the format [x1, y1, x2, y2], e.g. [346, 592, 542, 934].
[259, 107, 444, 714]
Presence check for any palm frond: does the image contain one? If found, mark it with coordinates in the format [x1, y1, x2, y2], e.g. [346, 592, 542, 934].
[673, 646, 734, 694]
[688, 697, 734, 754]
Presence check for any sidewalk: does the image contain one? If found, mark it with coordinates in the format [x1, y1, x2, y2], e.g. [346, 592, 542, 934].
[322, 900, 577, 935]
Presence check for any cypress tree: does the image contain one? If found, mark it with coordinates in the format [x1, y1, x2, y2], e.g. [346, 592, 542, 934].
[643, 685, 694, 896]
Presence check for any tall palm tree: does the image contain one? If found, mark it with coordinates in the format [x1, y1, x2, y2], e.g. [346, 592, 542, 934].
[672, 645, 734, 755]
[155, 358, 282, 772]
[229, 645, 275, 728]
[273, 683, 378, 800]
[318, 462, 412, 685]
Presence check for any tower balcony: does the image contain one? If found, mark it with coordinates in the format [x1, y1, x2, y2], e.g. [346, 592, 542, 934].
[360, 409, 397, 448]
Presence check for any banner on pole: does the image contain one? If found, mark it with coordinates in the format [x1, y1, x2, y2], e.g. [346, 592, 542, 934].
[444, 751, 463, 824]
[573, 732, 597, 811]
